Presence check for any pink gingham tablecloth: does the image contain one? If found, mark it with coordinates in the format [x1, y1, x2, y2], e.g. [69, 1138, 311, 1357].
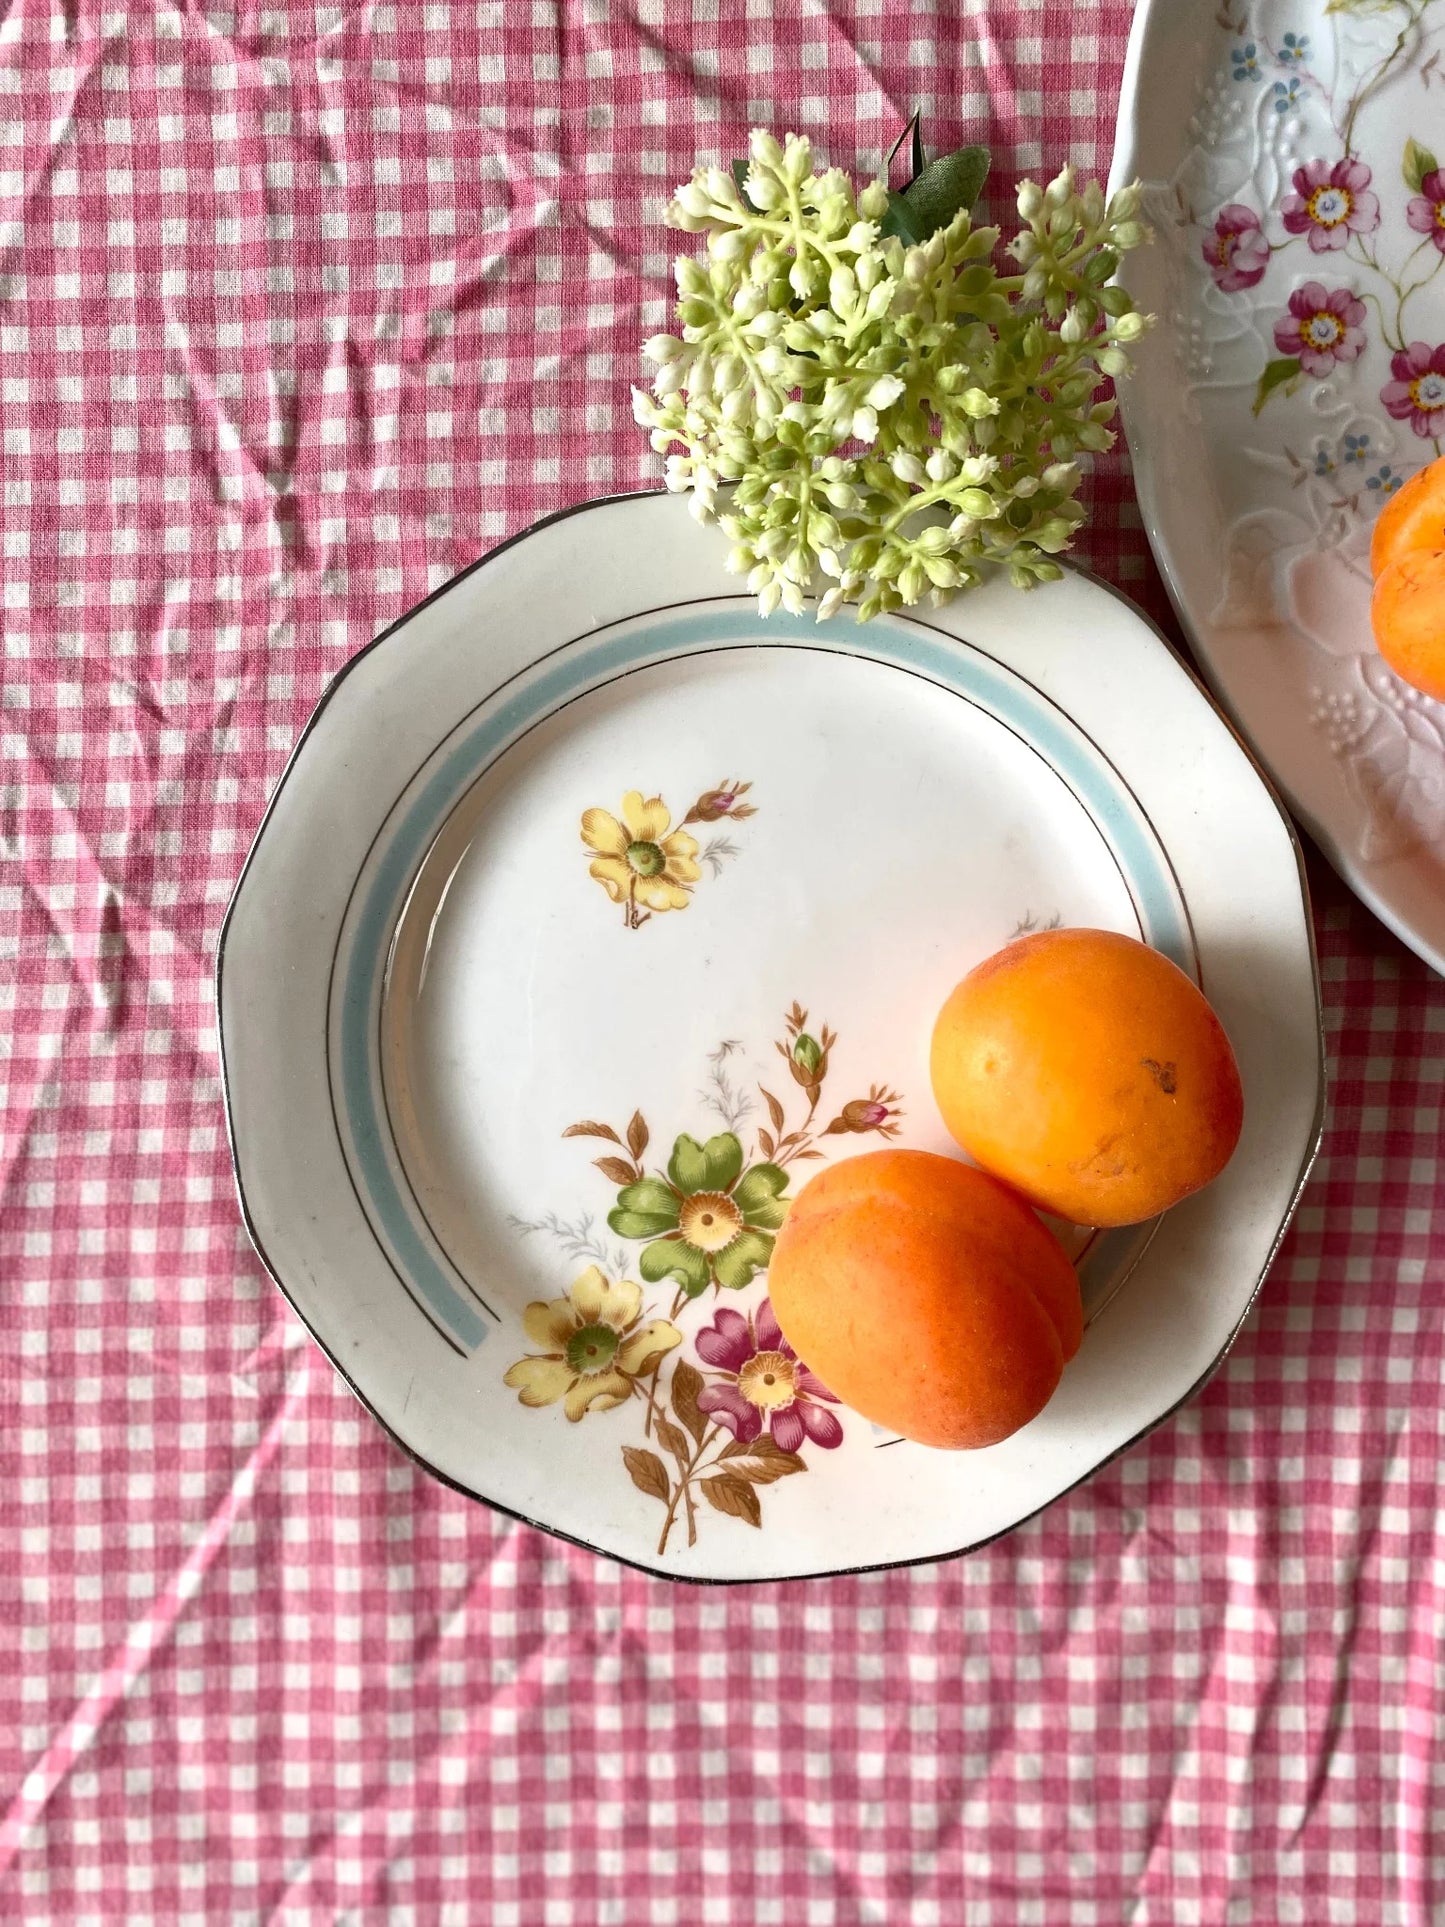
[3, 5, 1443, 1922]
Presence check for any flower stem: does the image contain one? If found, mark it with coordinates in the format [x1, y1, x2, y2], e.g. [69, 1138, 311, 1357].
[641, 1371, 662, 1438]
[1342, 2, 1426, 156]
[656, 1422, 721, 1555]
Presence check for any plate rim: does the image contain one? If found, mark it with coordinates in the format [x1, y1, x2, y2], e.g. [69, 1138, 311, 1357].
[1108, 0, 1445, 978]
[215, 488, 1328, 1584]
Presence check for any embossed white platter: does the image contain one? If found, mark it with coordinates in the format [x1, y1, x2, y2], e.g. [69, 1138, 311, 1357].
[218, 494, 1322, 1582]
[1113, 0, 1445, 971]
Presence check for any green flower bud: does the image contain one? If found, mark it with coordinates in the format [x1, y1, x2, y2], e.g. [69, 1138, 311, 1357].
[1044, 164, 1075, 210]
[745, 168, 786, 211]
[749, 129, 783, 169]
[709, 227, 750, 263]
[957, 487, 996, 519]
[858, 179, 889, 219]
[781, 133, 813, 187]
[960, 388, 1001, 419]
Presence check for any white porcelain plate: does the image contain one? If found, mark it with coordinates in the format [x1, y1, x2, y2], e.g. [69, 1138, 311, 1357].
[1112, 0, 1445, 970]
[218, 495, 1323, 1582]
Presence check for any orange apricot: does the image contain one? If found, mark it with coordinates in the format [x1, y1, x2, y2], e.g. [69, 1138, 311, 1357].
[929, 927, 1244, 1227]
[1369, 456, 1445, 577]
[1372, 549, 1445, 702]
[768, 1148, 1082, 1451]
[1369, 456, 1445, 702]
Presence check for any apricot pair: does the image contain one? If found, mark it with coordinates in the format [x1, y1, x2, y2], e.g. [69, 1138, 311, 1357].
[769, 929, 1244, 1450]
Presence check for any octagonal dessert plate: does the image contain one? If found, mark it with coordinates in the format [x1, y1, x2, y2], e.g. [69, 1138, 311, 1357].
[218, 493, 1323, 1582]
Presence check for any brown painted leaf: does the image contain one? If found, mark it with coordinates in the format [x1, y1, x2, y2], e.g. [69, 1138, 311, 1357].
[655, 1417, 691, 1467]
[626, 1109, 649, 1161]
[594, 1155, 640, 1186]
[720, 1434, 806, 1478]
[563, 1121, 623, 1144]
[721, 1454, 806, 1485]
[795, 1148, 826, 1161]
[701, 1474, 762, 1527]
[670, 1359, 707, 1445]
[761, 1087, 786, 1132]
[757, 1128, 776, 1159]
[621, 1446, 670, 1504]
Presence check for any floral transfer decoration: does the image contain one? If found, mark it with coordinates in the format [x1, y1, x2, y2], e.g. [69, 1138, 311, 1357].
[1172, 2, 1445, 860]
[1196, 8, 1445, 447]
[504, 1001, 904, 1555]
[580, 779, 757, 928]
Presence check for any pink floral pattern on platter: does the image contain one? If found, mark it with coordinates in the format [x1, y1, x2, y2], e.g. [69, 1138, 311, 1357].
[1273, 281, 1367, 377]
[1198, 55, 1445, 454]
[1382, 342, 1445, 441]
[1203, 203, 1270, 291]
[1407, 170, 1445, 258]
[695, 1299, 844, 1452]
[1281, 156, 1379, 252]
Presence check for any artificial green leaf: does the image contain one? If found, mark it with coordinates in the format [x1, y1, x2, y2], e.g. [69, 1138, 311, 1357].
[667, 1131, 744, 1195]
[640, 1237, 711, 1296]
[894, 143, 991, 242]
[730, 157, 758, 211]
[879, 192, 924, 244]
[885, 109, 927, 188]
[1404, 136, 1440, 195]
[712, 1227, 774, 1290]
[1252, 356, 1302, 415]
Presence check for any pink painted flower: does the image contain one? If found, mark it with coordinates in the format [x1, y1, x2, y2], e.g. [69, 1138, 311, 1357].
[1281, 157, 1380, 252]
[1202, 203, 1270, 291]
[1273, 282, 1367, 377]
[1381, 341, 1445, 439]
[1406, 169, 1445, 257]
[694, 1299, 843, 1452]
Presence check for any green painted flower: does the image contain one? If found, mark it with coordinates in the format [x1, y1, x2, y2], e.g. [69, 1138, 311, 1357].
[607, 1132, 790, 1296]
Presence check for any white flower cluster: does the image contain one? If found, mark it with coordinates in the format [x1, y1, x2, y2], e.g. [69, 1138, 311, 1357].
[633, 131, 1151, 621]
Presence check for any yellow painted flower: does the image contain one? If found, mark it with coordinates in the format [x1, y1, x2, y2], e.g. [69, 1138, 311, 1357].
[504, 1266, 683, 1422]
[581, 791, 701, 927]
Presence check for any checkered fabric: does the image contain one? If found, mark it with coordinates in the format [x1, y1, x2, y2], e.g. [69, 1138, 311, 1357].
[2, 4, 1442, 1922]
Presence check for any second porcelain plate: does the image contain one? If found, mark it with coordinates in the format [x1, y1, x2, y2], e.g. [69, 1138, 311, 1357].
[1113, 0, 1445, 970]
[219, 494, 1323, 1581]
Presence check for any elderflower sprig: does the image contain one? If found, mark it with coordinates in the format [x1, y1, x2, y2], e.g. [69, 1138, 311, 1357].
[633, 129, 1151, 622]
